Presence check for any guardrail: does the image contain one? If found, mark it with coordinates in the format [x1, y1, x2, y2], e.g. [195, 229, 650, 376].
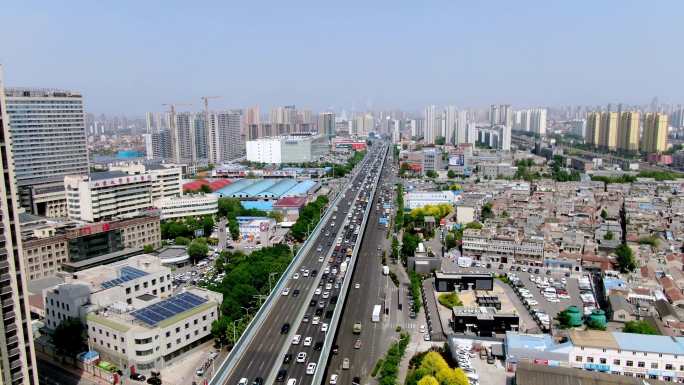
[209, 153, 372, 385]
[312, 144, 389, 385]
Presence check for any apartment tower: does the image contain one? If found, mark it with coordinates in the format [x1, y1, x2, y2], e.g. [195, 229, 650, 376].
[599, 112, 618, 150]
[585, 112, 601, 146]
[618, 111, 640, 152]
[642, 112, 668, 153]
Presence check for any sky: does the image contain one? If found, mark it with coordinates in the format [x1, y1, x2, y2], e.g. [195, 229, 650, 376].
[2, 0, 683, 116]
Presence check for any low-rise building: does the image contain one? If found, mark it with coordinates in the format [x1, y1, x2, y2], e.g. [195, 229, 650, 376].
[237, 216, 276, 245]
[245, 134, 329, 164]
[272, 196, 307, 221]
[404, 191, 460, 210]
[153, 194, 218, 220]
[44, 255, 221, 370]
[462, 227, 545, 265]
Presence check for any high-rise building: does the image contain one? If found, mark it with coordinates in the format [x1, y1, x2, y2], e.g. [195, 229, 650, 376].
[456, 110, 468, 144]
[245, 106, 260, 126]
[4, 88, 89, 188]
[585, 112, 601, 146]
[500, 124, 512, 151]
[444, 106, 457, 145]
[173, 112, 197, 162]
[0, 66, 40, 385]
[671, 106, 684, 129]
[618, 111, 640, 152]
[489, 104, 512, 127]
[599, 112, 619, 150]
[530, 108, 547, 136]
[642, 112, 668, 153]
[194, 113, 208, 160]
[318, 112, 336, 138]
[213, 110, 243, 162]
[150, 130, 173, 160]
[424, 105, 437, 144]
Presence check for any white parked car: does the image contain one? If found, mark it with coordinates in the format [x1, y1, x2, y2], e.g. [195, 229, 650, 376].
[314, 287, 322, 296]
[329, 374, 338, 385]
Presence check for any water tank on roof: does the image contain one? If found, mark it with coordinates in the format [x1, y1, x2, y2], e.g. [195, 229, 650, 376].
[566, 306, 583, 327]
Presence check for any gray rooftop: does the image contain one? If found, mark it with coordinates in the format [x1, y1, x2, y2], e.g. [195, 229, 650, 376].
[90, 171, 129, 181]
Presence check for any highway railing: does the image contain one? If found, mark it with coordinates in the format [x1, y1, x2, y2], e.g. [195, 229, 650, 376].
[209, 153, 372, 385]
[312, 144, 388, 385]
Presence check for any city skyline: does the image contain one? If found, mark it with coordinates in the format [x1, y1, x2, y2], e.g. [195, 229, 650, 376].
[2, 1, 683, 115]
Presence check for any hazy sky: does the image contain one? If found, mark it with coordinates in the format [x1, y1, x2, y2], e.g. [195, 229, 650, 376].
[2, 1, 682, 115]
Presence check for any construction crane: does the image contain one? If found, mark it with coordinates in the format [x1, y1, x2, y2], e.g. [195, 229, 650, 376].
[200, 96, 221, 163]
[161, 102, 193, 117]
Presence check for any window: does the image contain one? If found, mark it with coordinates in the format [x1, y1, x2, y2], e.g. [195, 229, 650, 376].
[143, 282, 148, 288]
[613, 359, 620, 365]
[626, 361, 633, 367]
[136, 349, 153, 356]
[165, 331, 170, 337]
[176, 327, 180, 333]
[176, 338, 181, 344]
[202, 315, 207, 321]
[587, 357, 594, 363]
[638, 362, 645, 368]
[600, 358, 607, 364]
[152, 279, 156, 285]
[185, 323, 189, 329]
[135, 284, 140, 291]
[194, 319, 198, 325]
[186, 334, 190, 340]
[651, 363, 658, 369]
[203, 326, 207, 332]
[666, 364, 673, 370]
[135, 337, 153, 344]
[126, 288, 131, 294]
[167, 343, 171, 349]
[194, 330, 198, 336]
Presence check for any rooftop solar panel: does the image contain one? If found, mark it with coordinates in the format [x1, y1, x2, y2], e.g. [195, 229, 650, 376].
[101, 266, 149, 289]
[132, 292, 209, 326]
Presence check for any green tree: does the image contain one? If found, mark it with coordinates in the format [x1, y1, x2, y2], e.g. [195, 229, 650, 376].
[143, 244, 155, 253]
[447, 170, 456, 179]
[401, 232, 420, 259]
[615, 244, 637, 273]
[623, 320, 659, 335]
[268, 211, 284, 223]
[604, 231, 614, 241]
[228, 218, 239, 241]
[175, 236, 191, 246]
[438, 292, 463, 308]
[434, 136, 446, 146]
[600, 209, 608, 220]
[51, 318, 86, 357]
[202, 215, 215, 238]
[199, 184, 213, 194]
[445, 232, 457, 250]
[426, 170, 438, 178]
[188, 239, 209, 263]
[556, 309, 572, 329]
[481, 203, 493, 220]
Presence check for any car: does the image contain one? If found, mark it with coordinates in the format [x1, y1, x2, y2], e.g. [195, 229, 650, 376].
[237, 379, 248, 385]
[283, 353, 292, 364]
[354, 283, 360, 289]
[352, 377, 361, 385]
[196, 368, 205, 376]
[419, 324, 426, 333]
[293, 289, 300, 298]
[312, 270, 318, 277]
[309, 300, 317, 307]
[342, 358, 350, 370]
[312, 316, 320, 325]
[282, 288, 290, 296]
[296, 352, 307, 363]
[293, 273, 300, 280]
[314, 341, 323, 351]
[354, 339, 362, 349]
[292, 334, 301, 345]
[321, 323, 329, 332]
[304, 336, 312, 346]
[424, 333, 431, 341]
[287, 379, 296, 385]
[252, 378, 264, 385]
[317, 246, 323, 252]
[276, 370, 287, 382]
[315, 308, 324, 316]
[147, 377, 161, 385]
[130, 373, 146, 382]
[281, 323, 290, 334]
[306, 362, 317, 375]
[318, 301, 326, 308]
[302, 315, 310, 323]
[329, 374, 339, 385]
[314, 287, 322, 296]
[318, 256, 325, 262]
[322, 291, 330, 299]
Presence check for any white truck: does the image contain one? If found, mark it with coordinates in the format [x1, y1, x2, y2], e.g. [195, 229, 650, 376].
[382, 265, 389, 275]
[372, 304, 381, 322]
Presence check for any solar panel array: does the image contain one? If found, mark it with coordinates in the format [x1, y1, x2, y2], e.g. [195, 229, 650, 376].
[101, 266, 149, 289]
[131, 292, 209, 326]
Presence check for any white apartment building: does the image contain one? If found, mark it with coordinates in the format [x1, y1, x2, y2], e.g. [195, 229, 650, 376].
[153, 194, 218, 220]
[568, 330, 684, 382]
[65, 171, 153, 222]
[108, 163, 183, 201]
[245, 135, 329, 164]
[462, 227, 545, 265]
[404, 191, 460, 210]
[43, 255, 221, 370]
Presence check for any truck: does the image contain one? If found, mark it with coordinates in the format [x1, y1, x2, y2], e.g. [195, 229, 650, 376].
[372, 305, 381, 322]
[382, 265, 389, 275]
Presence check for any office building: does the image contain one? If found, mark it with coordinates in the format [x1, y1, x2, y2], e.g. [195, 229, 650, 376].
[586, 112, 601, 146]
[599, 112, 619, 150]
[490, 104, 512, 128]
[245, 135, 329, 164]
[108, 163, 183, 202]
[4, 88, 89, 188]
[65, 171, 153, 222]
[424, 105, 437, 144]
[318, 112, 335, 138]
[618, 111, 640, 152]
[642, 112, 668, 153]
[21, 213, 161, 280]
[212, 110, 243, 162]
[43, 255, 222, 369]
[0, 66, 40, 385]
[153, 194, 218, 220]
[422, 148, 437, 176]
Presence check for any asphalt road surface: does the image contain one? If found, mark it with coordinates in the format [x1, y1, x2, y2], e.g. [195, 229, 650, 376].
[216, 145, 386, 385]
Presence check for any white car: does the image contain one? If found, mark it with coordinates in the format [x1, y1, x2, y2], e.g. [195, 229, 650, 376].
[325, 283, 333, 290]
[303, 337, 312, 346]
[297, 352, 307, 363]
[303, 270, 310, 277]
[321, 323, 329, 332]
[319, 256, 325, 262]
[419, 325, 426, 333]
[292, 334, 301, 345]
[238, 378, 248, 385]
[424, 334, 431, 341]
[322, 291, 330, 299]
[282, 288, 290, 296]
[314, 287, 322, 296]
[293, 273, 300, 280]
[526, 299, 539, 306]
[312, 316, 320, 325]
[329, 374, 338, 385]
[354, 283, 360, 289]
[306, 362, 317, 375]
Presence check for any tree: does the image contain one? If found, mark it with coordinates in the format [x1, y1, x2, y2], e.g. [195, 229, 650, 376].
[420, 352, 449, 375]
[447, 170, 456, 179]
[268, 211, 284, 223]
[52, 318, 86, 357]
[556, 309, 572, 329]
[418, 376, 439, 385]
[615, 244, 636, 273]
[188, 239, 209, 263]
[143, 244, 155, 253]
[604, 231, 614, 241]
[600, 209, 608, 220]
[228, 218, 239, 241]
[426, 170, 438, 178]
[481, 203, 493, 220]
[202, 215, 215, 238]
[434, 136, 446, 146]
[436, 368, 469, 385]
[199, 184, 213, 194]
[445, 232, 457, 250]
[623, 320, 659, 335]
[175, 236, 191, 246]
[438, 292, 462, 308]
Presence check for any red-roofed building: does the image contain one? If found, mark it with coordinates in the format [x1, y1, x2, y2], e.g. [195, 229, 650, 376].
[183, 179, 232, 192]
[273, 196, 307, 221]
[209, 179, 231, 191]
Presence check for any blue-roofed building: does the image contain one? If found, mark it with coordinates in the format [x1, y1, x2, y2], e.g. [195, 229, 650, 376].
[602, 276, 629, 298]
[240, 201, 274, 212]
[283, 180, 318, 197]
[257, 179, 298, 198]
[42, 254, 223, 369]
[215, 179, 258, 197]
[504, 332, 573, 371]
[238, 179, 278, 197]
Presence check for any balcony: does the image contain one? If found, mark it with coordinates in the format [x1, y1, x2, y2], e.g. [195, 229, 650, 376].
[8, 347, 20, 357]
[3, 310, 14, 321]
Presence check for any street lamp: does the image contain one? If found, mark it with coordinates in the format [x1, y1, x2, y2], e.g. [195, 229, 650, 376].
[232, 318, 243, 344]
[268, 272, 279, 293]
[241, 306, 252, 317]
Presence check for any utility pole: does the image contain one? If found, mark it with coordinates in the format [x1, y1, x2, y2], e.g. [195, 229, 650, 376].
[201, 96, 221, 164]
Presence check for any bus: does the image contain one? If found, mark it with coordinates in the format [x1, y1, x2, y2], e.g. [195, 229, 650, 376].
[372, 304, 381, 322]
